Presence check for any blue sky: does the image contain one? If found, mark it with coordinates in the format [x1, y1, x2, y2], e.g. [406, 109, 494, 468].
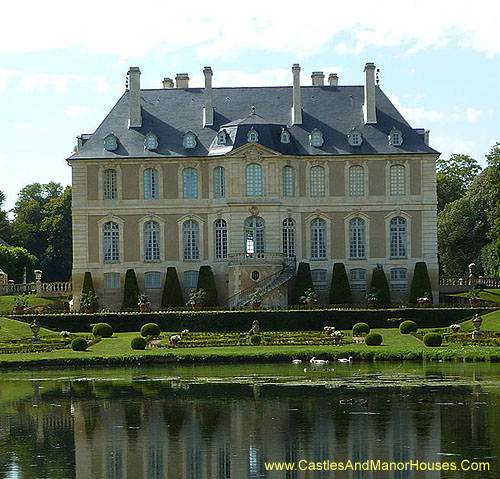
[1, 0, 499, 210]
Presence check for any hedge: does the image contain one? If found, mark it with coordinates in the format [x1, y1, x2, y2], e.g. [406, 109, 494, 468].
[197, 265, 218, 307]
[123, 269, 139, 310]
[291, 262, 314, 305]
[162, 267, 184, 307]
[410, 262, 433, 304]
[15, 308, 492, 333]
[329, 263, 352, 305]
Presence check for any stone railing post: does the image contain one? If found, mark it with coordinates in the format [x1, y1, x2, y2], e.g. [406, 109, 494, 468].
[34, 270, 42, 295]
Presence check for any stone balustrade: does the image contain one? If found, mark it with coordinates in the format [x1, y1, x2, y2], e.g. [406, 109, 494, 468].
[0, 281, 72, 298]
[229, 252, 285, 265]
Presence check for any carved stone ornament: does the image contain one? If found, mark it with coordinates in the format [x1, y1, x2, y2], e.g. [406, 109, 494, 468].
[244, 148, 262, 163]
[249, 206, 259, 217]
[107, 212, 115, 219]
[287, 209, 293, 219]
[314, 209, 322, 218]
[216, 210, 223, 219]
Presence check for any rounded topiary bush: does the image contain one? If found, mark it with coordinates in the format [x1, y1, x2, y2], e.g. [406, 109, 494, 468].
[140, 323, 161, 337]
[352, 322, 370, 336]
[131, 337, 147, 350]
[399, 320, 418, 335]
[249, 334, 262, 345]
[92, 322, 113, 338]
[423, 332, 443, 347]
[365, 332, 383, 346]
[71, 337, 88, 351]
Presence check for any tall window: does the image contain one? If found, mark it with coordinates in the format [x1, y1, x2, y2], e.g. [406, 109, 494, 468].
[214, 219, 227, 260]
[103, 169, 117, 200]
[144, 220, 160, 261]
[183, 168, 198, 199]
[184, 270, 199, 289]
[143, 168, 159, 199]
[246, 164, 262, 196]
[350, 268, 366, 291]
[312, 269, 328, 291]
[245, 217, 265, 253]
[310, 166, 325, 197]
[214, 167, 225, 198]
[349, 165, 364, 196]
[349, 218, 366, 258]
[390, 217, 407, 258]
[390, 268, 408, 291]
[390, 165, 406, 196]
[310, 218, 326, 259]
[103, 221, 119, 262]
[145, 271, 162, 289]
[283, 166, 295, 197]
[183, 220, 200, 261]
[104, 272, 120, 290]
[282, 218, 295, 258]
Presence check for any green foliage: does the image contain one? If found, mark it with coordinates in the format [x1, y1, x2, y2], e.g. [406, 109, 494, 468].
[300, 288, 318, 304]
[122, 269, 139, 310]
[140, 323, 161, 337]
[409, 262, 433, 304]
[161, 267, 184, 307]
[329, 263, 352, 305]
[369, 265, 390, 306]
[352, 322, 370, 335]
[82, 272, 96, 296]
[399, 320, 418, 334]
[197, 265, 218, 306]
[0, 190, 11, 243]
[249, 334, 262, 345]
[92, 323, 113, 338]
[291, 262, 314, 305]
[131, 337, 147, 350]
[365, 332, 383, 346]
[71, 338, 88, 351]
[423, 332, 443, 347]
[187, 289, 207, 306]
[0, 245, 37, 283]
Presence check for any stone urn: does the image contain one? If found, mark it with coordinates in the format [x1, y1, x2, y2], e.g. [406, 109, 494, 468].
[471, 315, 483, 339]
[139, 302, 150, 313]
[251, 302, 261, 310]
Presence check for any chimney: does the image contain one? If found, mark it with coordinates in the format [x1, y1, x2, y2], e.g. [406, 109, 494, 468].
[328, 73, 338, 86]
[363, 62, 377, 124]
[203, 66, 214, 127]
[175, 73, 189, 89]
[162, 77, 174, 89]
[291, 64, 302, 125]
[128, 67, 142, 128]
[311, 71, 324, 86]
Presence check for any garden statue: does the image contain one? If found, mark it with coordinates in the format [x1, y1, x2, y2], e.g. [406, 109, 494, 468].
[468, 263, 477, 287]
[471, 314, 483, 339]
[30, 319, 41, 343]
[250, 320, 260, 335]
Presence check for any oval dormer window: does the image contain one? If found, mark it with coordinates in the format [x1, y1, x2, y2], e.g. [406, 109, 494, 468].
[247, 127, 259, 143]
[389, 128, 403, 146]
[348, 128, 362, 146]
[183, 131, 197, 149]
[216, 130, 227, 146]
[280, 129, 290, 144]
[144, 132, 158, 151]
[104, 133, 118, 151]
[310, 129, 324, 148]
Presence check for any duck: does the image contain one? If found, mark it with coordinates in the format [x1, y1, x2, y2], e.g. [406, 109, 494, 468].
[338, 356, 353, 363]
[292, 359, 302, 364]
[310, 357, 329, 365]
[360, 399, 368, 408]
[339, 398, 355, 405]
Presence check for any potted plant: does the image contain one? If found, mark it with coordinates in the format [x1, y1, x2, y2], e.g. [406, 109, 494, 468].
[468, 288, 479, 307]
[13, 294, 28, 314]
[187, 288, 206, 309]
[331, 330, 344, 343]
[450, 323, 461, 333]
[417, 293, 430, 308]
[301, 288, 318, 308]
[138, 293, 151, 312]
[249, 288, 264, 310]
[365, 289, 379, 308]
[80, 291, 98, 313]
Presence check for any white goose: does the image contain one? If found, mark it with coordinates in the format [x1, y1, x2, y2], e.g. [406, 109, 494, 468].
[292, 359, 302, 364]
[337, 356, 353, 363]
[310, 357, 329, 365]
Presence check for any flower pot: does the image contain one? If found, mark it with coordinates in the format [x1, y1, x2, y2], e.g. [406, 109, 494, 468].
[193, 303, 202, 310]
[418, 300, 429, 308]
[139, 303, 150, 313]
[469, 299, 478, 307]
[251, 302, 261, 310]
[83, 305, 93, 313]
[307, 300, 318, 309]
[13, 306, 25, 315]
[367, 300, 378, 309]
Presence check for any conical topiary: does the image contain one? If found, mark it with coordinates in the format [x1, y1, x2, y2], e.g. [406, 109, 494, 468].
[197, 265, 218, 307]
[81, 271, 98, 310]
[409, 262, 433, 304]
[369, 264, 391, 306]
[161, 267, 184, 307]
[291, 262, 314, 305]
[329, 262, 352, 305]
[122, 269, 139, 310]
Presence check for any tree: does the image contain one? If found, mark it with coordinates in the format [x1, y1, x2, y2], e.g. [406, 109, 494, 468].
[0, 246, 37, 283]
[329, 263, 352, 305]
[161, 267, 184, 307]
[369, 265, 390, 306]
[0, 190, 11, 243]
[409, 262, 433, 304]
[122, 269, 139, 310]
[197, 265, 218, 307]
[291, 262, 314, 305]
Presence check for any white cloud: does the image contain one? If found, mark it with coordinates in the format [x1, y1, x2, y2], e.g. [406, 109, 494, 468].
[466, 107, 483, 122]
[0, 153, 6, 165]
[15, 122, 31, 131]
[388, 94, 445, 123]
[66, 105, 89, 118]
[93, 77, 109, 94]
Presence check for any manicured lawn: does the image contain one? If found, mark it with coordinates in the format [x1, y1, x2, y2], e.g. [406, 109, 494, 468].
[0, 316, 55, 342]
[459, 308, 500, 331]
[452, 288, 500, 304]
[0, 296, 61, 315]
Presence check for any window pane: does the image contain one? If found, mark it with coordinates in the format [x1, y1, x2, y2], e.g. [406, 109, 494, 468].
[183, 220, 200, 260]
[144, 221, 160, 261]
[390, 217, 407, 258]
[103, 169, 117, 200]
[390, 165, 406, 196]
[312, 269, 328, 291]
[246, 164, 262, 196]
[310, 166, 325, 197]
[283, 166, 295, 197]
[214, 219, 227, 259]
[103, 222, 119, 262]
[349, 166, 364, 196]
[350, 268, 366, 291]
[144, 168, 158, 199]
[184, 270, 199, 289]
[349, 218, 366, 258]
[183, 168, 198, 199]
[282, 218, 295, 258]
[310, 218, 326, 259]
[104, 273, 120, 290]
[145, 271, 162, 289]
[214, 167, 225, 198]
[390, 268, 408, 291]
[245, 217, 265, 253]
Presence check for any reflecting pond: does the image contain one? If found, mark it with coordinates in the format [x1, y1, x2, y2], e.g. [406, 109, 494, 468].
[0, 362, 499, 478]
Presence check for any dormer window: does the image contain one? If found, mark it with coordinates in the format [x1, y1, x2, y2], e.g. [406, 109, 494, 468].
[247, 127, 259, 143]
[183, 131, 197, 149]
[144, 132, 158, 151]
[103, 133, 118, 151]
[348, 128, 363, 146]
[280, 128, 290, 144]
[216, 130, 227, 146]
[310, 129, 324, 148]
[389, 128, 403, 146]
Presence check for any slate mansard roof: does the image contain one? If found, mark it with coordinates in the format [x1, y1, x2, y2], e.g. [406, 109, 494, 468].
[69, 84, 439, 160]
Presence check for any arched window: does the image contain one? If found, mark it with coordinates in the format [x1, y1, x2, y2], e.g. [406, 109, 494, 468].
[144, 133, 158, 150]
[103, 221, 119, 262]
[183, 220, 200, 261]
[283, 166, 295, 197]
[282, 218, 295, 258]
[144, 220, 160, 261]
[214, 219, 227, 260]
[143, 168, 158, 199]
[247, 127, 259, 143]
[216, 130, 227, 146]
[310, 218, 326, 259]
[389, 128, 403, 146]
[390, 164, 406, 196]
[349, 165, 364, 197]
[214, 167, 225, 198]
[245, 217, 265, 253]
[310, 166, 325, 197]
[103, 169, 117, 200]
[390, 217, 407, 258]
[349, 218, 366, 258]
[246, 164, 263, 196]
[183, 168, 198, 199]
[348, 128, 363, 146]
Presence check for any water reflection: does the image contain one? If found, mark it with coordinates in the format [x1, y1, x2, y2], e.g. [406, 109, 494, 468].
[0, 364, 498, 478]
